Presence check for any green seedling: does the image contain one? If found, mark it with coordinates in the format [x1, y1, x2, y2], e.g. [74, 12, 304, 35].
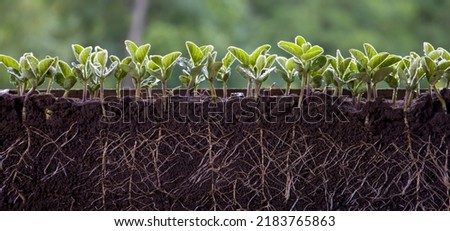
[90, 47, 118, 101]
[397, 53, 425, 112]
[55, 60, 77, 97]
[72, 44, 94, 101]
[147, 51, 182, 98]
[21, 53, 56, 95]
[349, 43, 401, 101]
[278, 36, 326, 106]
[120, 40, 151, 99]
[325, 49, 355, 96]
[421, 42, 450, 113]
[110, 55, 132, 98]
[202, 51, 223, 102]
[217, 51, 235, 98]
[178, 41, 213, 96]
[385, 69, 400, 103]
[228, 44, 272, 97]
[0, 54, 27, 96]
[275, 57, 299, 96]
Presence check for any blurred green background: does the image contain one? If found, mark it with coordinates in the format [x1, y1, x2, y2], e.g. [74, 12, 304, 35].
[1, 0, 450, 89]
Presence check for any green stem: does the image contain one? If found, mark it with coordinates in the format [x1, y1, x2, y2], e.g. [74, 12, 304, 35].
[392, 88, 398, 104]
[134, 77, 141, 99]
[161, 81, 167, 98]
[99, 77, 105, 102]
[246, 79, 253, 97]
[366, 81, 372, 101]
[223, 83, 227, 98]
[404, 89, 411, 112]
[63, 90, 69, 98]
[254, 82, 262, 98]
[357, 93, 362, 109]
[298, 73, 307, 107]
[207, 80, 217, 102]
[433, 85, 447, 114]
[372, 83, 378, 98]
[447, 80, 450, 89]
[82, 81, 88, 102]
[46, 78, 53, 94]
[116, 79, 122, 98]
[285, 82, 291, 96]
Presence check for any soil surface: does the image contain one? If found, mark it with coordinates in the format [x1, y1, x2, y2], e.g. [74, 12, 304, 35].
[1, 90, 450, 210]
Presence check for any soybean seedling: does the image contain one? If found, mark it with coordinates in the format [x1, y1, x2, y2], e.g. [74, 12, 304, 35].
[421, 42, 450, 113]
[228, 44, 272, 97]
[72, 44, 94, 101]
[110, 55, 132, 98]
[90, 47, 118, 101]
[325, 49, 355, 96]
[178, 41, 213, 97]
[397, 53, 425, 112]
[275, 57, 299, 96]
[278, 36, 326, 106]
[146, 51, 182, 97]
[120, 40, 151, 99]
[55, 60, 77, 97]
[217, 51, 235, 98]
[0, 54, 27, 96]
[349, 43, 401, 101]
[203, 51, 223, 102]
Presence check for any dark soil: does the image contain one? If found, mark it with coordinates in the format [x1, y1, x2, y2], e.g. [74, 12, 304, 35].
[1, 89, 450, 211]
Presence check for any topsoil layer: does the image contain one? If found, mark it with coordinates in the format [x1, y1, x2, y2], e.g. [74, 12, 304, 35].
[1, 90, 450, 210]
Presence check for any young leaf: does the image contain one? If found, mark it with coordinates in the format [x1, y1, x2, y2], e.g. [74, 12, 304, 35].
[125, 40, 138, 57]
[222, 51, 235, 68]
[228, 46, 250, 66]
[368, 52, 389, 69]
[295, 35, 307, 46]
[72, 44, 84, 58]
[378, 55, 401, 69]
[349, 49, 368, 67]
[236, 65, 255, 80]
[437, 60, 450, 71]
[301, 45, 324, 61]
[422, 56, 436, 74]
[38, 58, 55, 76]
[277, 41, 302, 58]
[186, 41, 204, 65]
[150, 55, 163, 69]
[58, 61, 72, 77]
[373, 67, 393, 83]
[363, 43, 377, 59]
[162, 52, 182, 69]
[423, 42, 435, 56]
[79, 46, 92, 65]
[64, 75, 77, 89]
[249, 44, 271, 65]
[95, 50, 108, 67]
[135, 44, 151, 64]
[0, 55, 20, 70]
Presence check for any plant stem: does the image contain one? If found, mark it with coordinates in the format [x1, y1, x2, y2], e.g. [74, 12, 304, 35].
[63, 90, 69, 98]
[433, 85, 447, 114]
[372, 83, 378, 98]
[134, 77, 141, 99]
[254, 82, 262, 98]
[207, 79, 217, 102]
[46, 78, 53, 94]
[222, 83, 227, 98]
[186, 75, 196, 97]
[285, 82, 291, 96]
[161, 81, 167, 98]
[392, 88, 398, 104]
[298, 73, 307, 107]
[99, 78, 105, 102]
[357, 93, 362, 109]
[404, 89, 411, 112]
[447, 80, 450, 89]
[116, 79, 122, 98]
[246, 79, 253, 97]
[82, 81, 88, 102]
[366, 81, 372, 101]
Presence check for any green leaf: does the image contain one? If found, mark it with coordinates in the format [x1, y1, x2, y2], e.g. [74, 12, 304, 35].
[95, 50, 108, 67]
[125, 40, 138, 57]
[255, 55, 265, 71]
[286, 58, 298, 71]
[162, 52, 182, 69]
[311, 55, 328, 72]
[437, 60, 450, 71]
[301, 45, 324, 61]
[385, 74, 399, 89]
[276, 56, 287, 70]
[179, 75, 191, 86]
[38, 58, 55, 76]
[368, 52, 389, 70]
[72, 44, 84, 58]
[25, 54, 39, 77]
[150, 55, 163, 69]
[135, 44, 151, 64]
[378, 55, 401, 69]
[275, 69, 290, 83]
[119, 63, 138, 77]
[423, 42, 435, 55]
[236, 65, 255, 80]
[79, 46, 92, 65]
[349, 49, 368, 67]
[249, 44, 271, 65]
[278, 41, 302, 58]
[228, 46, 250, 66]
[207, 62, 223, 80]
[257, 67, 275, 83]
[64, 75, 77, 90]
[429, 70, 444, 85]
[372, 67, 393, 83]
[350, 72, 370, 82]
[428, 49, 443, 60]
[265, 54, 277, 67]
[295, 35, 307, 46]
[397, 68, 407, 82]
[222, 51, 235, 68]
[55, 73, 65, 87]
[0, 55, 20, 70]
[363, 43, 377, 59]
[422, 56, 436, 74]
[186, 41, 204, 65]
[200, 45, 214, 56]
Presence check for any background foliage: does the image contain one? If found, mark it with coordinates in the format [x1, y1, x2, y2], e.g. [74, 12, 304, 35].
[1, 0, 450, 89]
